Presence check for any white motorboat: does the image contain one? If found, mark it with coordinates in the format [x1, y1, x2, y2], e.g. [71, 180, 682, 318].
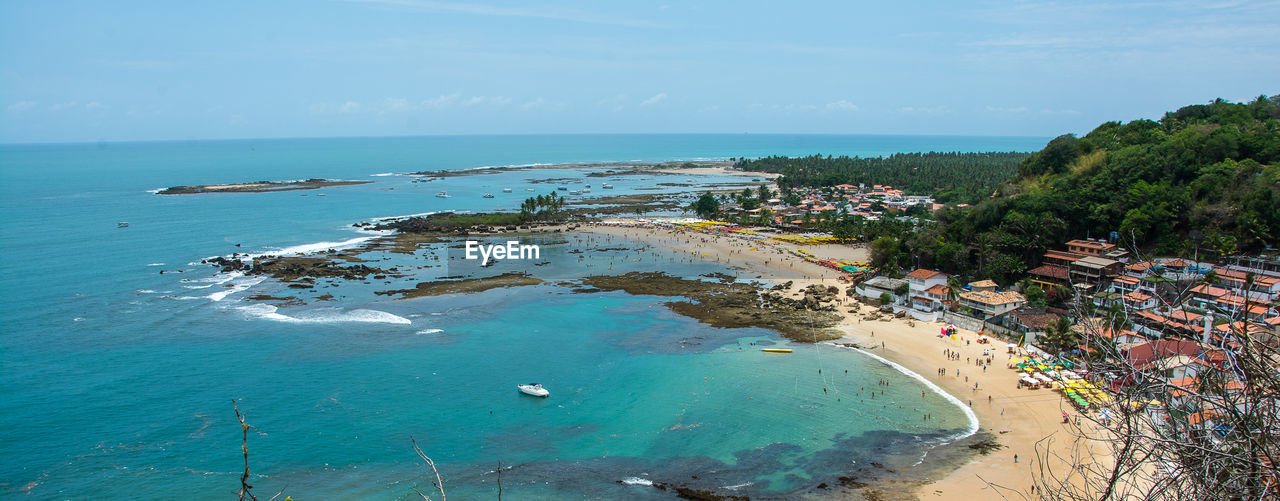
[436, 191, 449, 198]
[483, 193, 495, 198]
[503, 188, 513, 193]
[601, 183, 613, 189]
[517, 383, 549, 397]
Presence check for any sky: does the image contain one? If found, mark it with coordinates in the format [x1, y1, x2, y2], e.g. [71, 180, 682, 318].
[1, 0, 1278, 143]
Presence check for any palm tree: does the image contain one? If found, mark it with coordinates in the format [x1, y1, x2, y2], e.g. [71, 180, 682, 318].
[946, 276, 964, 310]
[1040, 317, 1078, 358]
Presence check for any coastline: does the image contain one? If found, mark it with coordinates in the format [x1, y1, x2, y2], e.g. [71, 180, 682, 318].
[578, 220, 1093, 499]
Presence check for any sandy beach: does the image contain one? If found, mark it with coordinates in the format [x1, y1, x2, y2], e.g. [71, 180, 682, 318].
[580, 220, 1102, 499]
[650, 164, 783, 179]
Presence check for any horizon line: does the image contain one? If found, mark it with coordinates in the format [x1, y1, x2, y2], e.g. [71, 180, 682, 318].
[0, 131, 1054, 148]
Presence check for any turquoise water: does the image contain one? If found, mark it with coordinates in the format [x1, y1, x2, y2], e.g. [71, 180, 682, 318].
[0, 134, 1044, 498]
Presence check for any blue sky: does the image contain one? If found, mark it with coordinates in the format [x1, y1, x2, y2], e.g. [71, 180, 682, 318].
[2, 0, 1277, 143]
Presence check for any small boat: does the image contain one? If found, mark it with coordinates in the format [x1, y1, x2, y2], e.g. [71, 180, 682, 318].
[503, 188, 513, 193]
[761, 348, 792, 353]
[581, 187, 591, 193]
[483, 193, 495, 198]
[601, 183, 614, 189]
[526, 188, 535, 192]
[569, 190, 581, 195]
[518, 383, 549, 397]
[436, 191, 449, 198]
[557, 186, 568, 191]
[117, 222, 129, 228]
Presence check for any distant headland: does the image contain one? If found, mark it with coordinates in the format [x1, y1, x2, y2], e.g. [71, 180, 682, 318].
[156, 178, 371, 195]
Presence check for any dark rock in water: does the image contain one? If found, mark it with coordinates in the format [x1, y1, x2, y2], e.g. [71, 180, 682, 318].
[205, 256, 250, 273]
[574, 272, 840, 342]
[376, 272, 543, 298]
[636, 481, 749, 501]
[156, 179, 370, 195]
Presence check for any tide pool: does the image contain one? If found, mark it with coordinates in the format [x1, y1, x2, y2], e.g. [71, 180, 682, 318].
[0, 134, 1040, 498]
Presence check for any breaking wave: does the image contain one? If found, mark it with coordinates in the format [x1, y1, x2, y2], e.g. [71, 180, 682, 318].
[237, 304, 412, 325]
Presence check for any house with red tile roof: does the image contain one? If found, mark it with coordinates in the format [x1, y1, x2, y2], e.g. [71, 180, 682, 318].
[1066, 239, 1117, 256]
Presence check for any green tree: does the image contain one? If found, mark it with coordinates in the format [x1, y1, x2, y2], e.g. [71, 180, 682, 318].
[1025, 285, 1047, 309]
[1039, 317, 1079, 358]
[758, 184, 773, 201]
[869, 236, 901, 270]
[687, 192, 720, 219]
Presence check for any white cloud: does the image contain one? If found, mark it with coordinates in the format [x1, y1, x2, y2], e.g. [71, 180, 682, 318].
[84, 101, 107, 111]
[7, 101, 38, 112]
[339, 101, 363, 114]
[382, 97, 411, 111]
[520, 97, 547, 110]
[825, 100, 859, 111]
[48, 101, 79, 112]
[899, 105, 952, 114]
[518, 97, 566, 111]
[309, 94, 517, 115]
[422, 93, 461, 108]
[640, 92, 668, 106]
[462, 95, 512, 107]
[986, 105, 1029, 113]
[596, 94, 629, 112]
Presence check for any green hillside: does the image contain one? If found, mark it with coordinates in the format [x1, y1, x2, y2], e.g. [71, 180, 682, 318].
[734, 152, 1030, 205]
[910, 95, 1280, 283]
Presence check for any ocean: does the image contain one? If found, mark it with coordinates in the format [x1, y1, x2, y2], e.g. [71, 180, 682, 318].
[0, 134, 1047, 499]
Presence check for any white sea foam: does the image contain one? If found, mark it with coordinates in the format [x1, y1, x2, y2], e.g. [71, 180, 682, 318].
[245, 236, 382, 259]
[416, 328, 444, 335]
[237, 305, 412, 325]
[370, 172, 400, 177]
[206, 276, 266, 302]
[146, 188, 165, 194]
[136, 289, 159, 294]
[183, 271, 243, 289]
[370, 211, 444, 222]
[825, 342, 980, 440]
[146, 263, 165, 267]
[723, 482, 754, 490]
[620, 477, 653, 486]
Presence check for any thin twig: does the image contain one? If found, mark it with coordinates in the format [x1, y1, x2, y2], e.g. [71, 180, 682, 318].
[411, 436, 446, 501]
[233, 400, 258, 501]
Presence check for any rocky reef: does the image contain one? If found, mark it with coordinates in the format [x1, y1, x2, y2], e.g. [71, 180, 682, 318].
[376, 272, 544, 298]
[573, 272, 842, 342]
[203, 255, 397, 281]
[157, 178, 370, 194]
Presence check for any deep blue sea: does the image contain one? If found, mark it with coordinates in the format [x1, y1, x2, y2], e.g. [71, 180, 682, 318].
[0, 134, 1047, 499]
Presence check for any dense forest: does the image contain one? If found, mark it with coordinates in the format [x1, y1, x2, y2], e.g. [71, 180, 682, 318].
[897, 95, 1280, 284]
[734, 151, 1031, 204]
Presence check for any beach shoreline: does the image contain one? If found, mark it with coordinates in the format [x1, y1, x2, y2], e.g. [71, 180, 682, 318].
[577, 220, 1096, 499]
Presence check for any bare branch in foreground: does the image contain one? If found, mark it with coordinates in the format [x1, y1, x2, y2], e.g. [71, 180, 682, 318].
[411, 436, 447, 501]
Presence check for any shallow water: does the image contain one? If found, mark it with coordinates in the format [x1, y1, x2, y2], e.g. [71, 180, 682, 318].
[0, 134, 1044, 498]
